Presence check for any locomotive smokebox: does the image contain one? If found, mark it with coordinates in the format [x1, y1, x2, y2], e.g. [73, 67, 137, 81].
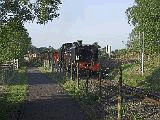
[77, 40, 82, 46]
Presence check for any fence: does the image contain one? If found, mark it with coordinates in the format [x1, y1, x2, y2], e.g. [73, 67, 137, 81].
[6, 59, 18, 69]
[0, 59, 17, 85]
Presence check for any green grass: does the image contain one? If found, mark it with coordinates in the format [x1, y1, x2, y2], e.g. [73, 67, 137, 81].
[39, 67, 101, 119]
[116, 56, 160, 92]
[39, 67, 100, 102]
[63, 79, 101, 119]
[63, 79, 99, 101]
[0, 67, 28, 120]
[38, 67, 65, 83]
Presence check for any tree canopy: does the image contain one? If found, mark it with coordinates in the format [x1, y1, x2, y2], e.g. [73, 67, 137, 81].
[0, 17, 31, 64]
[126, 0, 160, 54]
[0, 0, 62, 25]
[0, 0, 62, 64]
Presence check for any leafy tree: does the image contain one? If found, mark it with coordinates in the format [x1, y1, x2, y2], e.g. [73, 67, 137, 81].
[0, 0, 62, 64]
[0, 18, 31, 64]
[126, 0, 160, 54]
[36, 47, 55, 54]
[0, 0, 62, 25]
[126, 30, 141, 53]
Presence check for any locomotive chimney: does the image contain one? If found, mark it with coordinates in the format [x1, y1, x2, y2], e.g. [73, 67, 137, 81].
[77, 40, 82, 46]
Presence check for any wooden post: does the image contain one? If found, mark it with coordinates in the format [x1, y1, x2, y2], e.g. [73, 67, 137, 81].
[13, 59, 15, 69]
[66, 63, 68, 79]
[77, 63, 79, 88]
[86, 69, 89, 94]
[118, 66, 123, 120]
[142, 32, 144, 76]
[71, 62, 73, 80]
[50, 60, 53, 72]
[16, 59, 18, 69]
[44, 60, 45, 68]
[99, 63, 102, 98]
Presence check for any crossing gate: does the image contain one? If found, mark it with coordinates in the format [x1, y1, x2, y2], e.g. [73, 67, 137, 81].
[0, 59, 18, 84]
[6, 59, 18, 69]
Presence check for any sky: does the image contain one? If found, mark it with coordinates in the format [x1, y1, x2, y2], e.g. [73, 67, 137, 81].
[24, 0, 134, 51]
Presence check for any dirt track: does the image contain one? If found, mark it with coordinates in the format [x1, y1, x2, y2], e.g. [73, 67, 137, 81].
[21, 68, 86, 120]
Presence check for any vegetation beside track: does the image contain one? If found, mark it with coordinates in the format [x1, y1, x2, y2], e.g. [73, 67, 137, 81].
[39, 52, 160, 119]
[113, 53, 160, 92]
[38, 67, 102, 119]
[0, 67, 28, 120]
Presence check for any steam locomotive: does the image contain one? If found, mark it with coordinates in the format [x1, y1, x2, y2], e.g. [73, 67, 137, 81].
[57, 40, 100, 72]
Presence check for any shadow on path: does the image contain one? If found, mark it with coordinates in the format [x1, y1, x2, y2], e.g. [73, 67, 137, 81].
[21, 67, 86, 120]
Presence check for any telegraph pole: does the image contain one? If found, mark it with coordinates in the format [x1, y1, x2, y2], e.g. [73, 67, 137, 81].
[142, 32, 144, 75]
[139, 32, 144, 76]
[106, 45, 111, 58]
[118, 66, 122, 120]
[77, 63, 79, 88]
[70, 62, 73, 80]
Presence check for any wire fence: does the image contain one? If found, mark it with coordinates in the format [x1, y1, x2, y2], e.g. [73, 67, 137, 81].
[0, 64, 15, 85]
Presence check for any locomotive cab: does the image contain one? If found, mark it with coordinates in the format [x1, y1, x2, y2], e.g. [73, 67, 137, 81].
[60, 40, 100, 72]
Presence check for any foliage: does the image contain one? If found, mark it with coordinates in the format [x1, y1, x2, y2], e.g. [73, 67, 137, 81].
[39, 67, 101, 119]
[126, 30, 141, 52]
[39, 67, 100, 103]
[0, 67, 28, 120]
[120, 55, 160, 92]
[37, 46, 55, 54]
[126, 0, 160, 54]
[0, 18, 31, 64]
[28, 45, 56, 54]
[0, 0, 62, 65]
[98, 47, 109, 59]
[112, 48, 128, 58]
[38, 67, 65, 83]
[0, 0, 62, 25]
[63, 79, 100, 104]
[63, 80, 86, 97]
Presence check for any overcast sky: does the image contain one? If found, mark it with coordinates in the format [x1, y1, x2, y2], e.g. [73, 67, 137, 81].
[24, 0, 134, 51]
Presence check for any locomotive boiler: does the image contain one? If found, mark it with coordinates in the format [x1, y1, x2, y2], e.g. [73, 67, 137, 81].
[60, 40, 100, 72]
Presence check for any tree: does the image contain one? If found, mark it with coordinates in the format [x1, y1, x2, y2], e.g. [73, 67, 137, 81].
[0, 0, 62, 25]
[126, 0, 160, 54]
[0, 0, 62, 64]
[126, 30, 141, 53]
[0, 17, 31, 64]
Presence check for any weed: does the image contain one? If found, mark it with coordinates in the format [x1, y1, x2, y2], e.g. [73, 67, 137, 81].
[0, 67, 27, 120]
[114, 56, 160, 92]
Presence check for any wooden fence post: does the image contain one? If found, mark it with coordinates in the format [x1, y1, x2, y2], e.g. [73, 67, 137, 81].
[71, 62, 73, 80]
[50, 60, 53, 72]
[77, 63, 79, 88]
[118, 66, 123, 120]
[16, 59, 18, 69]
[86, 69, 89, 94]
[99, 65, 102, 98]
[1, 68, 5, 85]
[66, 64, 68, 79]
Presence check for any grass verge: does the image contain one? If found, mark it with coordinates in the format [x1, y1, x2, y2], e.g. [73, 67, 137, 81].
[116, 56, 160, 92]
[0, 67, 28, 120]
[38, 67, 102, 119]
[63, 79, 102, 119]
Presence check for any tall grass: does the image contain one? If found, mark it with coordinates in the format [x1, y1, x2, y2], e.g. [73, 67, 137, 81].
[39, 67, 100, 102]
[119, 56, 160, 92]
[0, 67, 28, 120]
[39, 67, 101, 119]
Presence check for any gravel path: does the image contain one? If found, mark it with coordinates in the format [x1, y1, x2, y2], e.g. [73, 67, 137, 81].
[21, 68, 86, 120]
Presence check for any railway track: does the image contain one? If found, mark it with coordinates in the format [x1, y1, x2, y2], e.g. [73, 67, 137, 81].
[84, 78, 160, 119]
[122, 84, 160, 103]
[52, 56, 160, 119]
[122, 85, 160, 119]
